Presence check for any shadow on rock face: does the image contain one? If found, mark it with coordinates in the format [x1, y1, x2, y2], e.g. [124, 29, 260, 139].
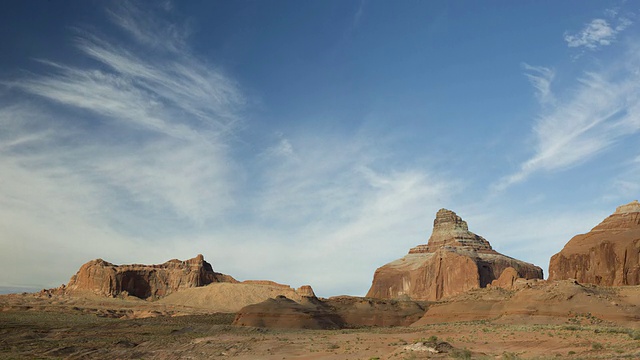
[233, 295, 429, 330]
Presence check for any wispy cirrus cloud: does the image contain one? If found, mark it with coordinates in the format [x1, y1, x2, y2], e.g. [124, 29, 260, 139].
[2, 1, 243, 221]
[522, 63, 555, 106]
[0, 1, 245, 287]
[251, 132, 454, 295]
[602, 153, 640, 203]
[497, 51, 640, 190]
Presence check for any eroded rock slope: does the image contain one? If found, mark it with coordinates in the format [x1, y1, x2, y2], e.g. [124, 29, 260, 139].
[65, 254, 236, 299]
[549, 200, 640, 286]
[366, 209, 543, 301]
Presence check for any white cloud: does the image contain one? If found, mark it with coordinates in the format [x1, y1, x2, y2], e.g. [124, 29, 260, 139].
[564, 9, 633, 51]
[496, 52, 640, 190]
[2, 1, 243, 222]
[522, 63, 555, 105]
[565, 19, 616, 50]
[467, 207, 610, 278]
[249, 133, 455, 295]
[601, 153, 640, 202]
[0, 2, 245, 287]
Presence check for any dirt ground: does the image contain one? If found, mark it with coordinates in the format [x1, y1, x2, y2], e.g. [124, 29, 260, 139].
[2, 292, 640, 359]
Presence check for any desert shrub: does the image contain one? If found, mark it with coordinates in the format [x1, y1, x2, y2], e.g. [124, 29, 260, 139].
[502, 352, 520, 359]
[451, 348, 472, 359]
[562, 325, 580, 331]
[591, 342, 604, 350]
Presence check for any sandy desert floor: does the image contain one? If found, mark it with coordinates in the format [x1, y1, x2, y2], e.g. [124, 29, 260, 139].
[2, 292, 640, 360]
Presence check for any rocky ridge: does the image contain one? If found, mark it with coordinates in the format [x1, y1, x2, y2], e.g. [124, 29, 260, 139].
[65, 254, 236, 299]
[548, 200, 640, 286]
[366, 209, 543, 301]
[232, 293, 427, 329]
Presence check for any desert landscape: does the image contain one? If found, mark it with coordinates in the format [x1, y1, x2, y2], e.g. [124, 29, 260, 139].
[2, 201, 640, 359]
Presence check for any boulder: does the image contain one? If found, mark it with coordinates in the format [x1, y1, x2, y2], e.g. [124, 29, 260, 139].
[65, 254, 236, 299]
[366, 209, 543, 301]
[490, 267, 519, 290]
[548, 200, 640, 286]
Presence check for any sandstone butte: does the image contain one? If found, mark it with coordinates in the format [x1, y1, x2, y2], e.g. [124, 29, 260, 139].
[366, 208, 543, 301]
[64, 254, 237, 299]
[548, 200, 640, 286]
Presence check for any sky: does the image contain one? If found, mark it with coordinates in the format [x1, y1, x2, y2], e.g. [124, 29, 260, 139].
[1, 1, 639, 297]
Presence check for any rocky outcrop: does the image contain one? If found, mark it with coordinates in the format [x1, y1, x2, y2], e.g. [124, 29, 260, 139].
[233, 296, 345, 329]
[232, 294, 427, 329]
[366, 209, 543, 301]
[65, 254, 237, 299]
[158, 282, 316, 313]
[548, 200, 640, 286]
[413, 280, 640, 326]
[490, 267, 520, 290]
[327, 296, 427, 327]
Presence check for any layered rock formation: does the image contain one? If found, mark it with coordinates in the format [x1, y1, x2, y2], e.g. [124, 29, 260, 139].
[158, 282, 316, 313]
[413, 280, 640, 326]
[65, 254, 236, 299]
[548, 200, 640, 286]
[233, 294, 427, 329]
[233, 295, 345, 329]
[366, 209, 543, 301]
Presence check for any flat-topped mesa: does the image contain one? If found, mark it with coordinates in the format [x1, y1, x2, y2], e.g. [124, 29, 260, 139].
[367, 208, 543, 301]
[409, 209, 494, 254]
[65, 254, 237, 299]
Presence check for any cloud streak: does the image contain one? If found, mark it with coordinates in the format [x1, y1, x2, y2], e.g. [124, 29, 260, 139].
[2, 1, 244, 222]
[497, 51, 640, 190]
[0, 1, 246, 287]
[522, 63, 555, 106]
[249, 132, 455, 295]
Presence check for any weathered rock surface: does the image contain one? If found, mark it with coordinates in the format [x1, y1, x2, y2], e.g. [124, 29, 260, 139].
[233, 294, 428, 329]
[366, 209, 543, 301]
[327, 296, 427, 327]
[65, 254, 236, 299]
[413, 280, 640, 326]
[548, 200, 640, 286]
[490, 267, 520, 290]
[158, 282, 314, 313]
[233, 295, 345, 329]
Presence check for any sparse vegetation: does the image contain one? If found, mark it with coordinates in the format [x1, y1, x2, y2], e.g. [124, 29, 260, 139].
[2, 295, 640, 359]
[502, 352, 520, 359]
[451, 348, 472, 359]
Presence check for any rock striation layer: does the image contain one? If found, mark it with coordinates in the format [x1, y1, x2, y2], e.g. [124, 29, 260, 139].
[548, 200, 640, 286]
[366, 209, 543, 301]
[232, 294, 427, 329]
[158, 282, 315, 312]
[65, 254, 236, 299]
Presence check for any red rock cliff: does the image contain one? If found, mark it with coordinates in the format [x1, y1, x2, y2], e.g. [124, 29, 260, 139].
[65, 254, 237, 299]
[548, 200, 640, 285]
[366, 209, 543, 301]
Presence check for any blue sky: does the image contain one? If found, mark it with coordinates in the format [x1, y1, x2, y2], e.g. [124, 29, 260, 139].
[1, 1, 639, 297]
